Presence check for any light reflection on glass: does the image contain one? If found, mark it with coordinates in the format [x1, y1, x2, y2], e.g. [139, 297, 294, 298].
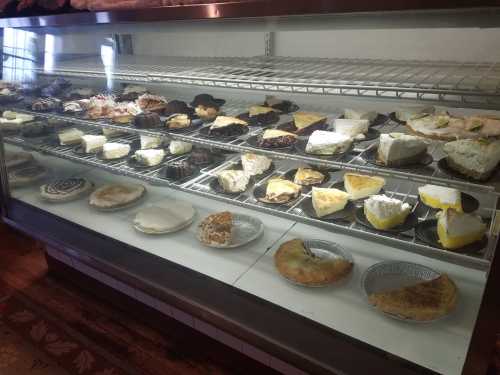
[44, 34, 55, 73]
[2, 28, 36, 82]
[100, 39, 115, 91]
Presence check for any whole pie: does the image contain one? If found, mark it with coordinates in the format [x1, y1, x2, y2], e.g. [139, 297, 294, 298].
[89, 183, 146, 209]
[274, 239, 353, 286]
[368, 274, 457, 321]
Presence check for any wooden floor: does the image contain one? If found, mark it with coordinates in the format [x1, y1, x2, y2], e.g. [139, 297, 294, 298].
[0, 224, 280, 375]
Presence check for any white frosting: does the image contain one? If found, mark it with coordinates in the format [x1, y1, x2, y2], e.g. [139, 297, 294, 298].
[437, 209, 485, 237]
[140, 135, 162, 149]
[102, 143, 130, 159]
[364, 194, 411, 220]
[418, 184, 460, 205]
[444, 139, 500, 175]
[378, 133, 427, 164]
[217, 170, 249, 193]
[134, 149, 165, 166]
[134, 199, 195, 233]
[305, 130, 352, 155]
[334, 119, 369, 140]
[344, 109, 377, 122]
[81, 135, 107, 153]
[241, 153, 272, 176]
[169, 140, 192, 155]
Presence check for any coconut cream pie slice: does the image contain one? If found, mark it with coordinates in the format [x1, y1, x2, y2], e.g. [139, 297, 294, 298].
[293, 168, 325, 186]
[418, 184, 462, 212]
[259, 129, 297, 148]
[344, 173, 385, 200]
[364, 194, 411, 230]
[377, 133, 428, 166]
[81, 135, 107, 153]
[264, 178, 301, 203]
[134, 149, 165, 167]
[241, 153, 272, 176]
[217, 170, 250, 193]
[312, 187, 349, 218]
[334, 119, 370, 140]
[305, 130, 352, 155]
[436, 209, 486, 250]
[208, 116, 248, 137]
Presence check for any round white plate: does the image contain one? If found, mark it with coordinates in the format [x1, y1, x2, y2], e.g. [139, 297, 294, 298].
[133, 216, 195, 235]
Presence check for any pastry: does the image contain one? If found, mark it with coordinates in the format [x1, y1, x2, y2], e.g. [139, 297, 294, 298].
[264, 178, 301, 203]
[195, 105, 220, 121]
[5, 151, 34, 169]
[443, 138, 500, 181]
[169, 140, 192, 155]
[364, 194, 411, 230]
[188, 148, 215, 166]
[191, 94, 225, 121]
[102, 143, 130, 159]
[244, 105, 280, 125]
[208, 116, 248, 137]
[311, 187, 350, 218]
[291, 112, 327, 134]
[241, 153, 272, 176]
[31, 97, 61, 112]
[368, 274, 457, 321]
[305, 130, 352, 155]
[87, 95, 116, 119]
[344, 109, 377, 122]
[81, 135, 107, 153]
[258, 129, 297, 148]
[89, 183, 146, 209]
[58, 128, 84, 145]
[163, 100, 194, 117]
[8, 164, 48, 188]
[165, 114, 192, 129]
[436, 209, 486, 250]
[66, 87, 95, 100]
[136, 93, 168, 112]
[343, 173, 385, 200]
[293, 168, 325, 186]
[111, 102, 142, 123]
[418, 184, 462, 211]
[133, 112, 161, 129]
[40, 77, 71, 97]
[118, 85, 147, 101]
[163, 161, 194, 180]
[377, 133, 428, 166]
[134, 149, 165, 167]
[334, 119, 370, 140]
[198, 211, 233, 246]
[133, 200, 195, 234]
[63, 99, 90, 114]
[140, 134, 162, 149]
[40, 177, 94, 202]
[395, 105, 435, 122]
[263, 96, 298, 113]
[0, 112, 35, 132]
[274, 239, 353, 285]
[217, 170, 250, 193]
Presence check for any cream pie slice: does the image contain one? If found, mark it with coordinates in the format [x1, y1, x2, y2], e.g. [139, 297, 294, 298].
[334, 119, 370, 140]
[140, 134, 162, 149]
[169, 140, 192, 155]
[344, 173, 385, 200]
[418, 184, 462, 212]
[364, 194, 411, 230]
[377, 133, 428, 166]
[58, 128, 84, 145]
[437, 209, 486, 250]
[292, 111, 327, 133]
[264, 178, 301, 203]
[81, 135, 107, 153]
[241, 153, 272, 176]
[134, 149, 165, 166]
[259, 129, 297, 148]
[305, 130, 352, 155]
[102, 143, 130, 159]
[293, 168, 325, 186]
[217, 170, 250, 193]
[311, 187, 349, 218]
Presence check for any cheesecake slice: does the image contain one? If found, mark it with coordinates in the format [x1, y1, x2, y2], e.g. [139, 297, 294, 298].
[418, 184, 462, 212]
[305, 130, 352, 155]
[436, 209, 486, 250]
[217, 170, 250, 193]
[241, 153, 272, 176]
[344, 108, 377, 122]
[344, 173, 385, 200]
[293, 168, 325, 186]
[334, 119, 370, 140]
[169, 140, 192, 155]
[140, 135, 162, 149]
[377, 133, 428, 166]
[443, 139, 500, 181]
[134, 149, 165, 167]
[58, 128, 84, 145]
[81, 135, 107, 153]
[102, 143, 130, 159]
[311, 187, 349, 218]
[364, 194, 411, 230]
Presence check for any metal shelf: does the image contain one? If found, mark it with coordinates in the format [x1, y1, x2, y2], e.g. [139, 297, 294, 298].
[4, 101, 499, 196]
[27, 55, 500, 108]
[4, 132, 492, 271]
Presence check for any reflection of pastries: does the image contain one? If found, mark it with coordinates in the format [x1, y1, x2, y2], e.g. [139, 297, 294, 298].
[311, 187, 349, 218]
[89, 183, 145, 209]
[293, 168, 324, 186]
[364, 194, 411, 230]
[199, 211, 232, 246]
[443, 138, 500, 181]
[274, 239, 353, 286]
[368, 274, 457, 321]
[258, 129, 297, 148]
[31, 97, 61, 112]
[264, 178, 301, 203]
[344, 173, 385, 200]
[5, 151, 34, 169]
[437, 209, 486, 250]
[418, 184, 462, 211]
[377, 133, 428, 166]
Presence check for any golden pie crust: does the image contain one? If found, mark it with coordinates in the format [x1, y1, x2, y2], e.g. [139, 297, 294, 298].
[274, 239, 353, 286]
[368, 274, 457, 321]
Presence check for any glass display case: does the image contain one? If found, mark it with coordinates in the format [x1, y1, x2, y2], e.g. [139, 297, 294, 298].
[1, 4, 500, 375]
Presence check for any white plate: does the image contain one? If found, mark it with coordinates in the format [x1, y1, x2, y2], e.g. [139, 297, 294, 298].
[89, 190, 147, 212]
[133, 216, 195, 235]
[197, 213, 264, 248]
